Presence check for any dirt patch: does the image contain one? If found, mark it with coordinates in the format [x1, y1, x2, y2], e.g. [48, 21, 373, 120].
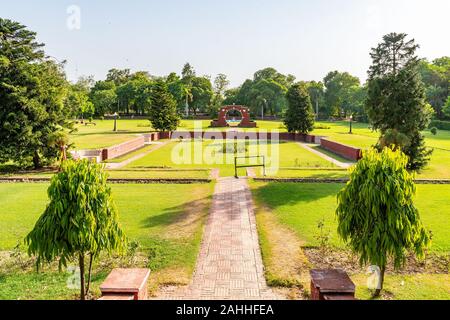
[163, 186, 212, 239]
[147, 267, 191, 296]
[304, 247, 449, 275]
[254, 203, 310, 288]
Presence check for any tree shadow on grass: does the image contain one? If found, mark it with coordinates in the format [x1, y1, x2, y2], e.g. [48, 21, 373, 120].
[251, 181, 343, 210]
[140, 196, 213, 238]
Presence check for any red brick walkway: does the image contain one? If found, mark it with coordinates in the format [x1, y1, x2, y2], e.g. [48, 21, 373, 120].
[156, 177, 279, 299]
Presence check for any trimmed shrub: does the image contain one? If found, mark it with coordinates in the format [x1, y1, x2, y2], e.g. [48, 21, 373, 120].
[429, 120, 450, 131]
[430, 127, 438, 135]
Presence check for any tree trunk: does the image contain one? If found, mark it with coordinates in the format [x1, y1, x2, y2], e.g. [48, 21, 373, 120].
[79, 253, 85, 300]
[33, 151, 41, 169]
[85, 253, 94, 297]
[373, 265, 385, 298]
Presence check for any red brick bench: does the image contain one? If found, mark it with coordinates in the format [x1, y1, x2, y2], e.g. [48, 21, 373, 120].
[99, 268, 150, 300]
[310, 269, 356, 300]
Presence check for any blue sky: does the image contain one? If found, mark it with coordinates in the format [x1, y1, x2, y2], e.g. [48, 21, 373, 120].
[2, 0, 449, 86]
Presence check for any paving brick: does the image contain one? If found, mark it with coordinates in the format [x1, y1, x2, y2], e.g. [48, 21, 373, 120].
[153, 177, 280, 300]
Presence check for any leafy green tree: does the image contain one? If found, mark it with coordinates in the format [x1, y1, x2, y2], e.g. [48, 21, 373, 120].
[190, 76, 213, 115]
[284, 83, 315, 134]
[305, 81, 325, 119]
[181, 62, 196, 82]
[0, 19, 72, 168]
[167, 75, 187, 114]
[106, 68, 131, 86]
[90, 87, 117, 116]
[223, 87, 240, 105]
[181, 63, 196, 116]
[366, 33, 433, 170]
[336, 147, 430, 297]
[443, 96, 450, 118]
[211, 73, 230, 116]
[418, 57, 449, 119]
[116, 81, 135, 114]
[149, 80, 180, 131]
[26, 160, 126, 300]
[323, 71, 362, 118]
[129, 75, 154, 115]
[230, 67, 292, 117]
[66, 84, 94, 120]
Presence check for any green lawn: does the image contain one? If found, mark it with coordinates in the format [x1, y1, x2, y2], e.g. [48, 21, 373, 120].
[250, 182, 450, 253]
[259, 169, 349, 178]
[125, 139, 336, 177]
[103, 144, 157, 163]
[70, 133, 140, 150]
[0, 182, 214, 299]
[251, 181, 450, 300]
[352, 273, 450, 300]
[69, 119, 450, 179]
[69, 119, 154, 150]
[106, 168, 210, 179]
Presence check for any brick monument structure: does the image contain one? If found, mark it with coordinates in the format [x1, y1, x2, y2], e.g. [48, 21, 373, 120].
[210, 105, 257, 128]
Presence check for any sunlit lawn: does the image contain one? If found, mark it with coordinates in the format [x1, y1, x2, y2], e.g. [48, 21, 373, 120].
[103, 144, 157, 163]
[106, 168, 210, 179]
[0, 182, 214, 299]
[70, 133, 140, 150]
[126, 139, 336, 177]
[250, 182, 450, 252]
[68, 119, 450, 178]
[251, 181, 450, 299]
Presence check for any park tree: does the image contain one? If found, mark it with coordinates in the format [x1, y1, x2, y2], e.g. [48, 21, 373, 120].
[106, 68, 131, 86]
[181, 63, 196, 116]
[366, 33, 433, 170]
[190, 76, 213, 115]
[0, 18, 72, 168]
[211, 73, 230, 116]
[418, 57, 450, 119]
[223, 87, 240, 105]
[90, 87, 117, 116]
[336, 147, 430, 297]
[66, 82, 94, 120]
[284, 83, 315, 134]
[230, 67, 292, 117]
[443, 96, 450, 118]
[26, 160, 126, 300]
[323, 71, 362, 118]
[149, 80, 180, 131]
[305, 81, 325, 120]
[166, 74, 188, 114]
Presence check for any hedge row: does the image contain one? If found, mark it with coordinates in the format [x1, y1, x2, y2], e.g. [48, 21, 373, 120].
[429, 120, 450, 131]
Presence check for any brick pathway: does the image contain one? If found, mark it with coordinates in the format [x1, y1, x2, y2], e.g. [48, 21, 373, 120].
[156, 177, 279, 299]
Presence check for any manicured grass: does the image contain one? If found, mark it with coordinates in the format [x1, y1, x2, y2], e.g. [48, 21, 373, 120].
[106, 169, 210, 179]
[251, 181, 450, 299]
[69, 120, 450, 179]
[126, 139, 336, 177]
[259, 169, 349, 178]
[351, 273, 450, 300]
[69, 119, 154, 150]
[103, 144, 157, 163]
[312, 121, 379, 148]
[70, 133, 140, 150]
[417, 148, 450, 179]
[0, 182, 214, 299]
[250, 182, 450, 252]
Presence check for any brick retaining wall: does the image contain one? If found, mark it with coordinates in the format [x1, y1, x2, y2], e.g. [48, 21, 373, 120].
[102, 136, 145, 160]
[320, 138, 362, 161]
[170, 130, 319, 142]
